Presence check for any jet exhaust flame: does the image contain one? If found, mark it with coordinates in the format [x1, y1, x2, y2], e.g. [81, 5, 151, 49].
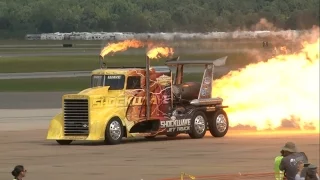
[212, 37, 319, 131]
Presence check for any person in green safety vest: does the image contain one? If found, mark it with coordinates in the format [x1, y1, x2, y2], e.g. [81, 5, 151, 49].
[274, 150, 285, 180]
[279, 142, 308, 180]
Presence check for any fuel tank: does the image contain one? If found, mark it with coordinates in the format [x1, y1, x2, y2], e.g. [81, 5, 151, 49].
[172, 82, 201, 100]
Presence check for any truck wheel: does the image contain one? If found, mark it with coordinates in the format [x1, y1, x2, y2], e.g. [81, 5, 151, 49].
[209, 109, 229, 137]
[56, 140, 72, 145]
[104, 118, 123, 145]
[188, 111, 207, 139]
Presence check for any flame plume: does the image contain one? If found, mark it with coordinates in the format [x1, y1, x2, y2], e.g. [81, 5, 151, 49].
[213, 38, 319, 131]
[100, 39, 145, 58]
[147, 47, 174, 60]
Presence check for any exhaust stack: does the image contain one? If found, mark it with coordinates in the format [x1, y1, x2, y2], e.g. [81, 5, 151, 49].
[190, 98, 223, 106]
[99, 55, 106, 68]
[145, 55, 151, 120]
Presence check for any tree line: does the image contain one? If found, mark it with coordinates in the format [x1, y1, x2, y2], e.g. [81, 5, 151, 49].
[0, 0, 319, 39]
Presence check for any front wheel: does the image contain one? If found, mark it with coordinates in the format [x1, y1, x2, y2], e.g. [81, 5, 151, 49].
[56, 140, 72, 145]
[189, 111, 208, 139]
[208, 109, 229, 137]
[104, 118, 123, 145]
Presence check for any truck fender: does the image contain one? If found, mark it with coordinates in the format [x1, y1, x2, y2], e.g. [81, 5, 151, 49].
[47, 112, 64, 139]
[102, 116, 127, 138]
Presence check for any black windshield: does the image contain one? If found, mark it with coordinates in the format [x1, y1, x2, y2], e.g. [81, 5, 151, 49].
[91, 75, 104, 87]
[104, 75, 125, 90]
[91, 75, 125, 90]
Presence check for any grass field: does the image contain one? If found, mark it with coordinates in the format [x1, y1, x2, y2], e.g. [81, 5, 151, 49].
[0, 39, 272, 45]
[0, 38, 286, 50]
[0, 74, 203, 92]
[0, 52, 265, 73]
[0, 48, 99, 53]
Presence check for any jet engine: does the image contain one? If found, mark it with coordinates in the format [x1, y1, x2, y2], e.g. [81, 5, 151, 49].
[172, 82, 201, 101]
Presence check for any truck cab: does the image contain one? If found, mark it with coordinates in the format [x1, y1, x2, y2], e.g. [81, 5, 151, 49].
[47, 56, 229, 145]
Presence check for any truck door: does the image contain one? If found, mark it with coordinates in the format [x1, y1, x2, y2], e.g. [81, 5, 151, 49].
[149, 70, 172, 120]
[125, 69, 172, 122]
[125, 74, 146, 122]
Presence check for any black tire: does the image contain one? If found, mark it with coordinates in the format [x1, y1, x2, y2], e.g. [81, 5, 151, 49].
[208, 109, 229, 137]
[56, 140, 72, 145]
[188, 111, 208, 139]
[104, 118, 123, 145]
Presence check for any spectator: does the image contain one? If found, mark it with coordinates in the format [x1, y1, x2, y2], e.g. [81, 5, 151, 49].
[279, 142, 308, 180]
[11, 165, 27, 180]
[274, 150, 285, 180]
[305, 164, 319, 180]
[295, 161, 307, 180]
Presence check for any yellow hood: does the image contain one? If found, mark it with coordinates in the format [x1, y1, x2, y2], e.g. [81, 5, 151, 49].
[78, 86, 110, 95]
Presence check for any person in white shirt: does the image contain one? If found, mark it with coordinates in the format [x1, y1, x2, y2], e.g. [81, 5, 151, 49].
[295, 161, 306, 180]
[11, 165, 27, 180]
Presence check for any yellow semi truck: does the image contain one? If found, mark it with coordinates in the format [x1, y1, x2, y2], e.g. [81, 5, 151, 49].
[47, 55, 229, 145]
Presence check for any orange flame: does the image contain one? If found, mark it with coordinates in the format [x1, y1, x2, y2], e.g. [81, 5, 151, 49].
[100, 39, 145, 58]
[280, 46, 288, 54]
[213, 38, 319, 131]
[147, 47, 174, 59]
[274, 46, 289, 55]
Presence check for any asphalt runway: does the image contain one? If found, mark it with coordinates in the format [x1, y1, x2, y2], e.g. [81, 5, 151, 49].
[0, 93, 319, 180]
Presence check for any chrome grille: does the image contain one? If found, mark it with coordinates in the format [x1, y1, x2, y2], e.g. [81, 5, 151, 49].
[63, 99, 89, 136]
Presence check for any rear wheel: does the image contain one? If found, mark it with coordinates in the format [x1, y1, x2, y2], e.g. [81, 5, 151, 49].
[56, 140, 72, 145]
[208, 109, 229, 137]
[104, 118, 123, 145]
[189, 111, 208, 139]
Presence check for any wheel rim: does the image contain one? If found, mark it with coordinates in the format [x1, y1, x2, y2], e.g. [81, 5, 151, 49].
[109, 121, 121, 140]
[216, 114, 227, 133]
[194, 115, 206, 134]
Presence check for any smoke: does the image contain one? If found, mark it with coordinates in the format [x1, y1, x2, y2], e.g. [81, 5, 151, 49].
[251, 18, 278, 31]
[32, 18, 306, 42]
[232, 19, 320, 68]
